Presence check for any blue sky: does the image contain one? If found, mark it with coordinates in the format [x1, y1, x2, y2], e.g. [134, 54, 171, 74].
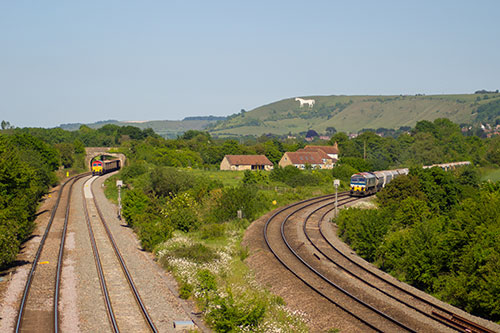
[1, 1, 499, 128]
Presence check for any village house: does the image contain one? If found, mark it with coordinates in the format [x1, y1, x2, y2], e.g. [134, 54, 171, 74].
[220, 155, 273, 171]
[279, 150, 334, 169]
[302, 142, 339, 160]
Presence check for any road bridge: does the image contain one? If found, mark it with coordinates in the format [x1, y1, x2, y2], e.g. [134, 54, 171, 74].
[85, 147, 126, 171]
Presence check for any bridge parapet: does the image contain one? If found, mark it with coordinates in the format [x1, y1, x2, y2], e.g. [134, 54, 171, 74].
[85, 147, 126, 171]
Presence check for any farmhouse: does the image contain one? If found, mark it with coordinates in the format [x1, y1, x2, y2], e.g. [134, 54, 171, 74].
[302, 142, 339, 160]
[220, 155, 273, 171]
[279, 150, 334, 169]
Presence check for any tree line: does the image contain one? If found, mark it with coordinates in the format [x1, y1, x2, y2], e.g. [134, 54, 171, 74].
[0, 133, 59, 267]
[337, 167, 500, 322]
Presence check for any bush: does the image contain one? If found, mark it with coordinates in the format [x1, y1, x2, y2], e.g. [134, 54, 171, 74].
[122, 188, 150, 227]
[120, 161, 148, 182]
[211, 185, 268, 222]
[270, 165, 322, 187]
[337, 208, 391, 262]
[206, 289, 266, 332]
[137, 213, 173, 252]
[168, 243, 220, 264]
[242, 170, 269, 184]
[162, 193, 200, 232]
[0, 226, 20, 269]
[179, 281, 193, 299]
[339, 157, 373, 172]
[200, 223, 226, 239]
[332, 164, 358, 184]
[149, 166, 196, 197]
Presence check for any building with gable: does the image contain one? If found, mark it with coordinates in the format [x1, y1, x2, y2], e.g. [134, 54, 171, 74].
[220, 155, 273, 171]
[302, 142, 339, 160]
[279, 150, 334, 169]
[278, 142, 339, 169]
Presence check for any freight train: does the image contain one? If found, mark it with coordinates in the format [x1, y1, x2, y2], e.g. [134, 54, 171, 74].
[349, 161, 471, 197]
[91, 159, 121, 176]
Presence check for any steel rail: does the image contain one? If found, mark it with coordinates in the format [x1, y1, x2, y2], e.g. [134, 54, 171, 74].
[54, 173, 87, 332]
[82, 176, 120, 333]
[314, 205, 494, 333]
[302, 201, 463, 332]
[264, 193, 389, 332]
[15, 173, 89, 333]
[279, 196, 416, 332]
[315, 208, 493, 333]
[90, 177, 158, 333]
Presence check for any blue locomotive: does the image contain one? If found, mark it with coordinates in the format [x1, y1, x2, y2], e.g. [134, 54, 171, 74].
[350, 169, 408, 196]
[349, 161, 470, 197]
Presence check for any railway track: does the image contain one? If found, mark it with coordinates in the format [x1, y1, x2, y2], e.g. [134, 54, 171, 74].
[305, 200, 497, 333]
[82, 176, 157, 333]
[14, 174, 158, 332]
[15, 173, 88, 332]
[264, 192, 498, 332]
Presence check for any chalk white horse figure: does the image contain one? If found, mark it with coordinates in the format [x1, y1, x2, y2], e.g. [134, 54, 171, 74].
[295, 97, 315, 108]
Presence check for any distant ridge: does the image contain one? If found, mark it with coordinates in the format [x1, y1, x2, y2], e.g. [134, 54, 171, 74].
[183, 116, 226, 121]
[58, 117, 222, 138]
[207, 93, 500, 137]
[56, 93, 500, 138]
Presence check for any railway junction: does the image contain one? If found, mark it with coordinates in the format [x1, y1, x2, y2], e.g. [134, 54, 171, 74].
[1, 170, 499, 332]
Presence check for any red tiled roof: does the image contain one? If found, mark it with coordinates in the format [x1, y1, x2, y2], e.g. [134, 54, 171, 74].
[296, 148, 330, 160]
[224, 155, 273, 166]
[283, 151, 330, 165]
[304, 144, 339, 155]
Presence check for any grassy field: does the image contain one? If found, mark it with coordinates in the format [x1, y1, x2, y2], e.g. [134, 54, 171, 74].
[209, 93, 500, 136]
[480, 167, 500, 182]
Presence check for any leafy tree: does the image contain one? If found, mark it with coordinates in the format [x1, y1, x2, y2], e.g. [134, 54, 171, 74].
[55, 142, 75, 168]
[148, 167, 196, 197]
[325, 126, 337, 135]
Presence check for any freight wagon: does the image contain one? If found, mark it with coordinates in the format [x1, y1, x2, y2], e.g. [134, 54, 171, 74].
[91, 159, 121, 176]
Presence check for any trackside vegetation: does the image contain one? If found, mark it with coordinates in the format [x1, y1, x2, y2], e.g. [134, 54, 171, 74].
[110, 163, 332, 331]
[336, 166, 500, 323]
[0, 133, 59, 268]
[1, 116, 500, 330]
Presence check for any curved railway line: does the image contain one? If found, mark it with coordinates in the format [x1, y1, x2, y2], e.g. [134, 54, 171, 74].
[264, 192, 497, 333]
[307, 199, 496, 333]
[14, 174, 158, 333]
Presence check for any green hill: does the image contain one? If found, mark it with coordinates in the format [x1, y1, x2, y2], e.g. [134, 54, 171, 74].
[60, 117, 225, 138]
[207, 93, 500, 136]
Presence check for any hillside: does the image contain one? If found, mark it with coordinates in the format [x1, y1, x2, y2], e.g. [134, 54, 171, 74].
[59, 117, 225, 138]
[207, 93, 500, 136]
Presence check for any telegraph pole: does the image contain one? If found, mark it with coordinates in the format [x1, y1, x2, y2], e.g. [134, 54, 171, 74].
[334, 179, 340, 217]
[116, 180, 123, 220]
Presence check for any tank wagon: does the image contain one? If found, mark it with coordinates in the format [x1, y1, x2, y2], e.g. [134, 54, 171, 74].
[92, 159, 121, 176]
[350, 162, 470, 197]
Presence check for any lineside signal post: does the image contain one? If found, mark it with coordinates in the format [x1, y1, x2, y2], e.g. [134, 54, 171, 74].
[116, 180, 123, 220]
[334, 179, 340, 217]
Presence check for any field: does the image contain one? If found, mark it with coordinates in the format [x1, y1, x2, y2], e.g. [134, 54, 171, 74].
[481, 168, 500, 182]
